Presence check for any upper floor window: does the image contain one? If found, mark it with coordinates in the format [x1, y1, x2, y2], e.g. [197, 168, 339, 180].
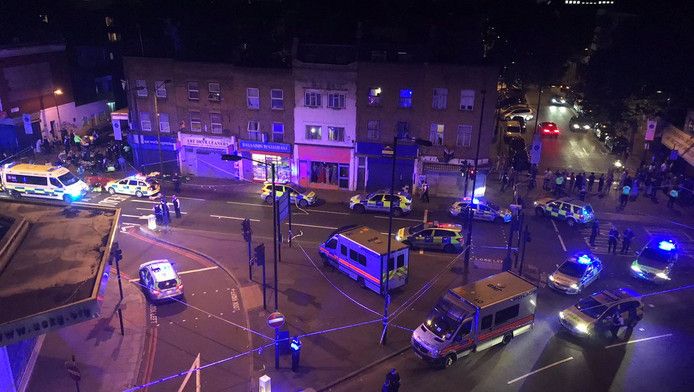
[460, 89, 475, 111]
[189, 110, 202, 132]
[187, 82, 199, 100]
[399, 89, 413, 108]
[105, 16, 114, 27]
[457, 124, 473, 147]
[208, 83, 221, 102]
[327, 93, 346, 109]
[368, 87, 382, 106]
[248, 121, 261, 140]
[432, 88, 448, 110]
[247, 88, 260, 109]
[304, 91, 322, 107]
[328, 126, 345, 142]
[140, 112, 151, 131]
[271, 89, 284, 110]
[306, 125, 322, 140]
[272, 122, 284, 142]
[155, 80, 167, 98]
[159, 113, 170, 132]
[136, 80, 147, 97]
[367, 120, 380, 140]
[210, 112, 223, 134]
[107, 32, 120, 42]
[396, 121, 410, 139]
[430, 123, 444, 145]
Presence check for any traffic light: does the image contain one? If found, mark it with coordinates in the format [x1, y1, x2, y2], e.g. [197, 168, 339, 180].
[242, 218, 252, 242]
[112, 248, 123, 262]
[254, 243, 265, 266]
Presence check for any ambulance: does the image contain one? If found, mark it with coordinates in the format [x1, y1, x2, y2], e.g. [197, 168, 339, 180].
[0, 163, 89, 202]
[319, 225, 409, 294]
[412, 272, 537, 368]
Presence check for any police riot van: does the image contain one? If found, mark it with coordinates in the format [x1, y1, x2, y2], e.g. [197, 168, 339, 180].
[0, 163, 89, 202]
[411, 272, 537, 368]
[319, 225, 409, 294]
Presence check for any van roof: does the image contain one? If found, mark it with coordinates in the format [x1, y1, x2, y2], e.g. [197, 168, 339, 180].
[340, 225, 408, 256]
[5, 163, 67, 175]
[449, 272, 536, 309]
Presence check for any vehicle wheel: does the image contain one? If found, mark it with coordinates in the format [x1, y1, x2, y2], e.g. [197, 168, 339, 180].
[108, 187, 116, 195]
[392, 208, 403, 217]
[443, 354, 456, 369]
[566, 218, 576, 227]
[502, 333, 513, 345]
[354, 204, 366, 214]
[265, 195, 273, 205]
[299, 199, 309, 208]
[535, 207, 544, 216]
[63, 194, 72, 203]
[357, 276, 367, 289]
[9, 190, 20, 199]
[444, 244, 456, 254]
[135, 190, 143, 198]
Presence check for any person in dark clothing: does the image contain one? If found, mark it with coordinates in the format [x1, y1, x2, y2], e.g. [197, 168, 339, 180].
[621, 228, 635, 254]
[161, 197, 171, 225]
[597, 174, 606, 193]
[575, 172, 584, 193]
[588, 172, 596, 192]
[420, 181, 430, 203]
[172, 195, 181, 218]
[382, 368, 401, 392]
[173, 173, 181, 193]
[610, 311, 624, 340]
[153, 204, 163, 225]
[579, 185, 587, 201]
[589, 220, 600, 246]
[607, 227, 619, 255]
[500, 173, 509, 192]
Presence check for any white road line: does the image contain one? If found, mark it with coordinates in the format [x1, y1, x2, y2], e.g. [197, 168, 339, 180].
[551, 220, 567, 252]
[210, 214, 260, 222]
[307, 209, 350, 215]
[136, 207, 187, 215]
[128, 266, 219, 282]
[604, 333, 672, 349]
[131, 199, 176, 206]
[121, 214, 146, 219]
[287, 222, 338, 230]
[374, 215, 422, 223]
[507, 356, 574, 384]
[226, 201, 269, 208]
[178, 196, 205, 201]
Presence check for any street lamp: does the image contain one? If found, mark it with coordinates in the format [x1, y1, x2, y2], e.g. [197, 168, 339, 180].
[222, 153, 280, 311]
[53, 88, 63, 132]
[380, 136, 431, 346]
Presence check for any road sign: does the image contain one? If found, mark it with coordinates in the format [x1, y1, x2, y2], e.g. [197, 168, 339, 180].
[530, 135, 542, 165]
[65, 358, 81, 382]
[277, 192, 290, 222]
[645, 119, 657, 141]
[267, 311, 285, 329]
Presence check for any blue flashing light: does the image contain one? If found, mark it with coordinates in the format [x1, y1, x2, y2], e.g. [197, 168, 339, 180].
[658, 240, 676, 251]
[472, 197, 480, 204]
[576, 254, 592, 265]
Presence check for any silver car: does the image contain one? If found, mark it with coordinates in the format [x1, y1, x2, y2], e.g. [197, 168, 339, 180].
[138, 259, 184, 302]
[548, 254, 602, 294]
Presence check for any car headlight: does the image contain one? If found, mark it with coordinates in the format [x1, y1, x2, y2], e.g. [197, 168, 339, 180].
[573, 124, 580, 129]
[575, 323, 590, 334]
[656, 272, 670, 280]
[631, 262, 642, 273]
[570, 283, 579, 290]
[583, 125, 591, 130]
[559, 311, 565, 319]
[548, 274, 555, 282]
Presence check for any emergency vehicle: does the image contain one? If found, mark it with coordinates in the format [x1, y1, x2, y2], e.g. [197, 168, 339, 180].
[449, 197, 512, 223]
[395, 222, 464, 253]
[349, 190, 412, 216]
[559, 287, 643, 338]
[533, 197, 595, 227]
[319, 225, 409, 294]
[412, 272, 537, 368]
[138, 259, 184, 302]
[0, 163, 89, 202]
[548, 253, 603, 294]
[630, 239, 678, 283]
[106, 174, 160, 197]
[260, 181, 317, 207]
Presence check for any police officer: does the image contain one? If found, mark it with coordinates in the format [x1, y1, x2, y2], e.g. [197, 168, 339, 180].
[172, 195, 182, 218]
[382, 368, 401, 392]
[621, 227, 635, 254]
[610, 310, 624, 340]
[173, 173, 181, 194]
[668, 187, 679, 208]
[607, 226, 619, 255]
[160, 196, 171, 225]
[153, 204, 163, 225]
[589, 219, 600, 246]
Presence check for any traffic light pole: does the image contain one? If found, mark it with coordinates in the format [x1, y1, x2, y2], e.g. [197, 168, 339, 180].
[111, 242, 125, 336]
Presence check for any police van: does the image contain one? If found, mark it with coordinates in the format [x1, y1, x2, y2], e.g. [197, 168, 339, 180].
[412, 272, 537, 368]
[0, 163, 89, 202]
[319, 225, 409, 294]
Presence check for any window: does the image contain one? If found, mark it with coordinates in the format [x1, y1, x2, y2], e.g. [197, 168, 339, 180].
[430, 123, 444, 145]
[247, 88, 260, 109]
[397, 254, 405, 268]
[159, 113, 170, 132]
[136, 80, 147, 97]
[248, 121, 261, 140]
[561, 203, 572, 212]
[305, 125, 322, 140]
[327, 93, 346, 109]
[481, 314, 493, 329]
[495, 304, 520, 325]
[188, 82, 199, 100]
[456, 320, 472, 339]
[389, 253, 405, 271]
[50, 178, 62, 188]
[432, 88, 448, 110]
[326, 239, 337, 249]
[350, 249, 366, 266]
[368, 87, 382, 106]
[189, 110, 202, 132]
[272, 122, 284, 142]
[367, 120, 380, 140]
[210, 112, 222, 134]
[340, 244, 347, 256]
[105, 16, 113, 27]
[460, 89, 475, 111]
[434, 230, 454, 237]
[304, 91, 321, 107]
[328, 126, 345, 142]
[140, 112, 152, 131]
[399, 89, 413, 108]
[396, 121, 410, 139]
[457, 125, 472, 147]
[22, 176, 48, 186]
[271, 89, 284, 110]
[155, 81, 167, 98]
[208, 83, 221, 102]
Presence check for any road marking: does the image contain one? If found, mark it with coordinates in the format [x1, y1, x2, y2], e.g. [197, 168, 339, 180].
[121, 214, 146, 219]
[210, 214, 260, 222]
[551, 220, 567, 252]
[604, 333, 672, 349]
[226, 201, 269, 208]
[136, 207, 187, 215]
[287, 222, 338, 230]
[178, 196, 205, 201]
[375, 215, 423, 223]
[308, 209, 350, 215]
[507, 356, 574, 384]
[128, 266, 219, 282]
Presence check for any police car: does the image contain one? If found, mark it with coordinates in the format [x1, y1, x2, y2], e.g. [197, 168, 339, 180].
[630, 239, 678, 283]
[449, 197, 512, 223]
[534, 197, 594, 227]
[138, 259, 184, 302]
[106, 174, 160, 197]
[260, 182, 317, 207]
[548, 253, 603, 294]
[349, 190, 412, 216]
[559, 288, 644, 338]
[395, 222, 464, 253]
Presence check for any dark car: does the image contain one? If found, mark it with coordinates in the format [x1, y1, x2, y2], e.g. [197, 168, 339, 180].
[604, 135, 629, 154]
[507, 136, 530, 171]
[593, 123, 614, 141]
[569, 115, 596, 132]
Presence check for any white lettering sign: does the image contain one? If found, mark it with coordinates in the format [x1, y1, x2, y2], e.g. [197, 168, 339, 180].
[179, 133, 232, 149]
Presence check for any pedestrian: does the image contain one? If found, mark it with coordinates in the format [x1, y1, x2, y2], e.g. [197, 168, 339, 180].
[597, 174, 605, 193]
[667, 187, 679, 208]
[382, 368, 401, 392]
[575, 172, 584, 193]
[153, 204, 163, 225]
[630, 179, 639, 201]
[420, 181, 430, 203]
[621, 227, 635, 254]
[567, 172, 576, 194]
[605, 171, 614, 196]
[589, 219, 600, 246]
[173, 173, 181, 193]
[588, 172, 596, 192]
[172, 195, 182, 218]
[607, 226, 619, 255]
[543, 170, 552, 191]
[160, 197, 171, 225]
[619, 184, 631, 208]
[554, 173, 565, 196]
[610, 310, 624, 340]
[579, 185, 587, 201]
[500, 173, 509, 192]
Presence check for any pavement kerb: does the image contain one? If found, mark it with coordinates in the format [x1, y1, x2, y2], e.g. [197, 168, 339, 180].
[316, 344, 411, 392]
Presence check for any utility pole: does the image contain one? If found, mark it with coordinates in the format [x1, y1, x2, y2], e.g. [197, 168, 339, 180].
[380, 136, 398, 346]
[271, 163, 279, 311]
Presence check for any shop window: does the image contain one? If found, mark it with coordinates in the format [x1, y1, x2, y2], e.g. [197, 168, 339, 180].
[328, 126, 345, 142]
[251, 153, 290, 182]
[271, 89, 284, 110]
[210, 112, 223, 134]
[327, 93, 346, 109]
[396, 121, 410, 139]
[247, 88, 260, 109]
[367, 120, 380, 140]
[310, 162, 339, 186]
[189, 110, 202, 132]
[187, 82, 199, 100]
[306, 125, 322, 140]
[136, 80, 147, 97]
[159, 113, 170, 133]
[457, 124, 472, 147]
[432, 88, 448, 110]
[208, 83, 221, 102]
[140, 112, 151, 131]
[460, 89, 475, 111]
[272, 122, 284, 142]
[399, 89, 413, 108]
[430, 123, 444, 145]
[248, 121, 261, 141]
[155, 81, 167, 98]
[368, 87, 382, 106]
[304, 91, 322, 107]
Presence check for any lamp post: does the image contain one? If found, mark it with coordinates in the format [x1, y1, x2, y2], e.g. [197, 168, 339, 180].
[53, 88, 63, 132]
[223, 154, 280, 311]
[380, 136, 431, 346]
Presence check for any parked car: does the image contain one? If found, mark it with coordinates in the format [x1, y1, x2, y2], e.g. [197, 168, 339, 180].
[502, 107, 534, 121]
[604, 135, 629, 154]
[507, 136, 531, 171]
[138, 259, 184, 302]
[548, 254, 603, 294]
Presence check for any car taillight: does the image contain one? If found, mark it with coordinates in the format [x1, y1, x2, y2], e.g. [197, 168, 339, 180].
[176, 283, 183, 291]
[554, 129, 560, 133]
[152, 289, 160, 296]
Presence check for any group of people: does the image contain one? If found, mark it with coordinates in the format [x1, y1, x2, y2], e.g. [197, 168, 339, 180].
[542, 169, 612, 200]
[589, 220, 636, 255]
[153, 194, 182, 226]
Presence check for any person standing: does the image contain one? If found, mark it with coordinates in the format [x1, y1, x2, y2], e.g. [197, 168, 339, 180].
[610, 310, 624, 340]
[588, 172, 596, 192]
[621, 228, 635, 254]
[589, 219, 600, 246]
[172, 195, 182, 218]
[668, 187, 679, 208]
[420, 181, 430, 203]
[579, 185, 587, 201]
[575, 172, 584, 194]
[160, 196, 171, 225]
[500, 172, 509, 192]
[620, 184, 631, 208]
[607, 226, 619, 255]
[567, 172, 576, 194]
[604, 171, 614, 196]
[554, 173, 565, 196]
[382, 368, 401, 392]
[543, 169, 553, 191]
[597, 174, 606, 194]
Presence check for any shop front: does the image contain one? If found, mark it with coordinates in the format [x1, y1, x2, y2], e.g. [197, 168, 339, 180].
[237, 140, 293, 182]
[296, 144, 354, 190]
[355, 142, 418, 191]
[178, 133, 238, 179]
[128, 133, 179, 174]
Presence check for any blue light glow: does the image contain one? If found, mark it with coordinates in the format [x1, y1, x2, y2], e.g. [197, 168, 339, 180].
[577, 254, 592, 264]
[658, 240, 676, 251]
[472, 198, 480, 204]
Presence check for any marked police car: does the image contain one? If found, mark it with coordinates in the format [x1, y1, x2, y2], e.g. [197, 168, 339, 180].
[559, 288, 644, 338]
[349, 190, 412, 216]
[260, 182, 317, 207]
[548, 253, 603, 294]
[106, 174, 160, 197]
[534, 197, 594, 227]
[631, 239, 678, 283]
[138, 259, 184, 302]
[395, 222, 464, 253]
[449, 197, 512, 223]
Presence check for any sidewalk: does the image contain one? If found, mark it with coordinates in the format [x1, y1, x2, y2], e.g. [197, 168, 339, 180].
[26, 268, 148, 392]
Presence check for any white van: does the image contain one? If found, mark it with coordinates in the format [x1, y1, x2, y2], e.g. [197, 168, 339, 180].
[320, 225, 409, 294]
[0, 163, 89, 202]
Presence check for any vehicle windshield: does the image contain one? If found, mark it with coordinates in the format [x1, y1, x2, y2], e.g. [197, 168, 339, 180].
[58, 172, 79, 186]
[558, 261, 587, 277]
[425, 293, 468, 339]
[576, 296, 608, 319]
[157, 279, 178, 290]
[583, 205, 593, 214]
[640, 248, 672, 269]
[409, 223, 425, 234]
